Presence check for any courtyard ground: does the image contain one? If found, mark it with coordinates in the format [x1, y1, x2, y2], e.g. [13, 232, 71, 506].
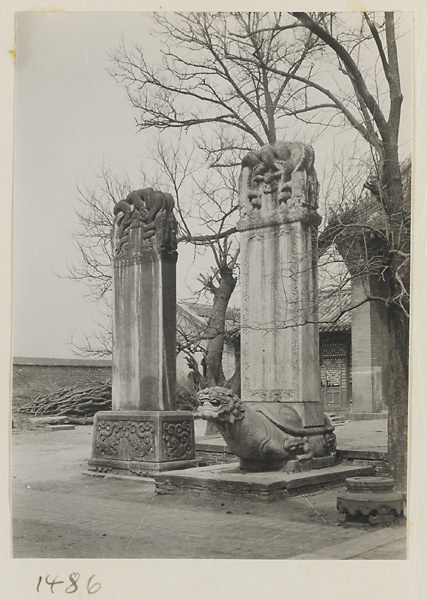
[11, 417, 406, 559]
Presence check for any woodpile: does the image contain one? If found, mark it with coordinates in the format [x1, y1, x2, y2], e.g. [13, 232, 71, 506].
[17, 381, 112, 424]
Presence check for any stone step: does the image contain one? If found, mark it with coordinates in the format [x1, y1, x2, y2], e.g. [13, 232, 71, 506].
[325, 412, 347, 425]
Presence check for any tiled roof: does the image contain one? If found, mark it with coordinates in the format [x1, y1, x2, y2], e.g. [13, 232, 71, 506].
[317, 289, 351, 332]
[180, 301, 239, 322]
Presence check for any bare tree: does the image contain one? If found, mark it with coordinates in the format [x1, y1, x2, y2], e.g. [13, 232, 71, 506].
[215, 10, 409, 487]
[70, 12, 323, 377]
[67, 165, 130, 301]
[105, 12, 332, 391]
[67, 138, 241, 388]
[109, 13, 323, 161]
[70, 12, 410, 487]
[281, 12, 410, 489]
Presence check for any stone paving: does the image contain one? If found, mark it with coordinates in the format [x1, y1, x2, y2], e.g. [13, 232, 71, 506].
[332, 418, 388, 452]
[11, 419, 406, 559]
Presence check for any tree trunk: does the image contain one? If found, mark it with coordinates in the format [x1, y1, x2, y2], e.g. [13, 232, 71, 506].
[205, 266, 237, 386]
[386, 304, 409, 492]
[203, 265, 237, 436]
[224, 335, 241, 396]
[382, 145, 410, 492]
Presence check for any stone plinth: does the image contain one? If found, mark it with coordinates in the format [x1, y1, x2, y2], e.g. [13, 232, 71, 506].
[238, 141, 324, 429]
[154, 463, 375, 502]
[88, 411, 196, 476]
[337, 476, 404, 524]
[89, 189, 195, 475]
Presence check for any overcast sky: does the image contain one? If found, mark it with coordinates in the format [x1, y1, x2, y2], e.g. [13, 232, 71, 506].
[13, 11, 412, 360]
[13, 12, 202, 359]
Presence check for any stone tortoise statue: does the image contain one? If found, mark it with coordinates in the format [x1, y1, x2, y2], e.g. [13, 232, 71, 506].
[197, 387, 336, 472]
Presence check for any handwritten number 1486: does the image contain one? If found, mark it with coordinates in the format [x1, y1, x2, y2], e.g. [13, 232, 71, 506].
[36, 574, 101, 594]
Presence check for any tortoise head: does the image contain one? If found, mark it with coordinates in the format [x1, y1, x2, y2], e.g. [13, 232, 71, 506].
[196, 387, 245, 424]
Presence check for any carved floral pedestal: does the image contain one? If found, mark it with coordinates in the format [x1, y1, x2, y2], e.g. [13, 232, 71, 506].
[88, 410, 197, 476]
[337, 477, 404, 524]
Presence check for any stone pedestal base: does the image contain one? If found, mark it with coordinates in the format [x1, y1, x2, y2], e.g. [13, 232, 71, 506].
[88, 410, 197, 477]
[283, 454, 337, 473]
[154, 463, 375, 502]
[337, 476, 404, 524]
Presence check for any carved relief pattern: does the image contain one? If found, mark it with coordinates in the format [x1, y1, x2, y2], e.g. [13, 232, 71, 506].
[95, 419, 155, 461]
[162, 420, 195, 460]
[112, 188, 178, 257]
[245, 390, 294, 402]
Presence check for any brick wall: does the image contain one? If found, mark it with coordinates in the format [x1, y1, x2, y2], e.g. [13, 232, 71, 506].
[13, 357, 112, 400]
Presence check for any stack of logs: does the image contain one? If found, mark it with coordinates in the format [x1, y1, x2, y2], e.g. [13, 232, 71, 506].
[17, 381, 112, 424]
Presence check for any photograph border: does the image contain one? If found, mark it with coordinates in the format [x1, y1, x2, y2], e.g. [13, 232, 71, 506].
[2, 1, 426, 599]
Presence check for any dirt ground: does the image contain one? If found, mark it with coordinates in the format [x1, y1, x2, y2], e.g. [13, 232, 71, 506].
[11, 381, 405, 560]
[11, 425, 405, 559]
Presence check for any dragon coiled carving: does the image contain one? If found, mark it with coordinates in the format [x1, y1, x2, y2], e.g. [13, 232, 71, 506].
[239, 141, 319, 221]
[113, 188, 177, 256]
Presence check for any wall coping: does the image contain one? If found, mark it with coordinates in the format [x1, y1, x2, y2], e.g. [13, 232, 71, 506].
[13, 356, 112, 368]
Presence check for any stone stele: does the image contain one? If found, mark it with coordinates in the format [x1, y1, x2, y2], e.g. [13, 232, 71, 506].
[195, 141, 336, 472]
[88, 188, 196, 476]
[238, 141, 322, 416]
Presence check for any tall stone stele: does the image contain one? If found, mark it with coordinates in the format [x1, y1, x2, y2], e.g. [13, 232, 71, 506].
[236, 141, 335, 464]
[88, 188, 196, 476]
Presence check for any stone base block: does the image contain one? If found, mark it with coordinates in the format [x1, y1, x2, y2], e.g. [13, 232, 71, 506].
[195, 440, 337, 472]
[196, 438, 389, 475]
[337, 476, 404, 524]
[237, 452, 337, 473]
[285, 454, 337, 472]
[88, 458, 197, 476]
[88, 410, 197, 477]
[154, 463, 375, 502]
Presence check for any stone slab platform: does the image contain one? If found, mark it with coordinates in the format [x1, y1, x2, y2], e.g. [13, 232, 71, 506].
[155, 462, 375, 502]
